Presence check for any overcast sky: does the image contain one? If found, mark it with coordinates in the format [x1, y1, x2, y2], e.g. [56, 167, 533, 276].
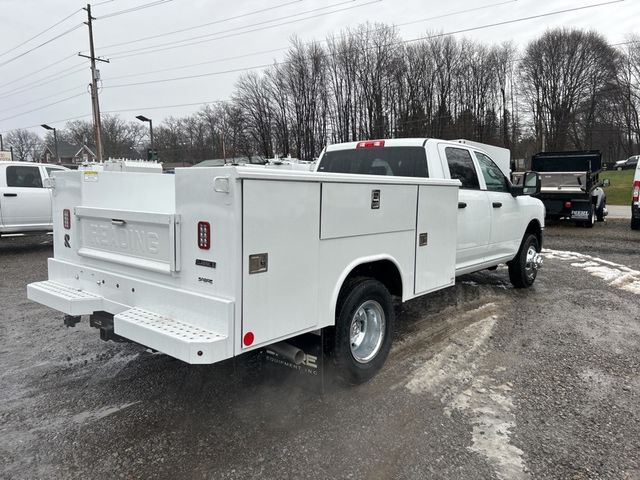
[0, 0, 638, 135]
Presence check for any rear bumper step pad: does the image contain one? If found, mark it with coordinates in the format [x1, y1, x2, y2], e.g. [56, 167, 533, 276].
[27, 280, 103, 316]
[115, 308, 227, 364]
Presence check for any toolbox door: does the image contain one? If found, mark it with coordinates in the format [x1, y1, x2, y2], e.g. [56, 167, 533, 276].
[241, 180, 320, 350]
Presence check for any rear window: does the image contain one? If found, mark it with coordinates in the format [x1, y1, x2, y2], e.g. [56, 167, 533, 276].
[318, 147, 428, 177]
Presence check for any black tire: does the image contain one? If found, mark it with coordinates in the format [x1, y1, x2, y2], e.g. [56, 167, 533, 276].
[583, 204, 595, 228]
[508, 233, 540, 289]
[632, 217, 640, 230]
[333, 277, 394, 385]
[596, 201, 605, 222]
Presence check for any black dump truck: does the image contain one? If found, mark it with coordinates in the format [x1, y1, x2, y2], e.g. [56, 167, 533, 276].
[525, 151, 609, 227]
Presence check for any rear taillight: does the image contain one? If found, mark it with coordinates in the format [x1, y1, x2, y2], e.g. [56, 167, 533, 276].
[356, 140, 385, 149]
[198, 221, 210, 249]
[63, 209, 71, 229]
[564, 201, 572, 209]
[633, 181, 640, 202]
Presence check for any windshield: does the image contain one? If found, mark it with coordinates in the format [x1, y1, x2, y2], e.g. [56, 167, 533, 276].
[318, 147, 428, 177]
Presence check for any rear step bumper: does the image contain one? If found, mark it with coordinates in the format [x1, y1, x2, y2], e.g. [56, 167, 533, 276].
[115, 308, 226, 363]
[28, 281, 103, 316]
[27, 273, 233, 364]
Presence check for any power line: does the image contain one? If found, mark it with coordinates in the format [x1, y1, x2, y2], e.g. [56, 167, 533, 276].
[107, 46, 289, 81]
[0, 67, 87, 100]
[0, 92, 86, 123]
[404, 0, 626, 44]
[0, 85, 89, 115]
[0, 8, 81, 58]
[0, 54, 78, 91]
[96, 0, 176, 20]
[0, 23, 84, 68]
[102, 0, 625, 90]
[98, 0, 308, 50]
[107, 0, 380, 60]
[105, 0, 519, 82]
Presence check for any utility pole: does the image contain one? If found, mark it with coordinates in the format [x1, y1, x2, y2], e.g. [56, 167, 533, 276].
[79, 4, 109, 162]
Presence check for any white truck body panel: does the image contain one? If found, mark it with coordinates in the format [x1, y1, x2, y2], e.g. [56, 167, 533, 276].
[28, 138, 544, 369]
[28, 165, 460, 363]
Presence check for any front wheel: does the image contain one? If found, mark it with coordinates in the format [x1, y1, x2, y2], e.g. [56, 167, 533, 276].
[333, 277, 395, 384]
[508, 234, 541, 288]
[632, 217, 640, 230]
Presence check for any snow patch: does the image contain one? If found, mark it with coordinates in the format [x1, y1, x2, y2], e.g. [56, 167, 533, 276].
[543, 249, 640, 294]
[72, 401, 139, 423]
[405, 315, 496, 394]
[448, 378, 527, 480]
[405, 313, 528, 479]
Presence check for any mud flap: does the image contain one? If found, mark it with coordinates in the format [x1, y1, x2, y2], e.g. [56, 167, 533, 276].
[262, 331, 330, 393]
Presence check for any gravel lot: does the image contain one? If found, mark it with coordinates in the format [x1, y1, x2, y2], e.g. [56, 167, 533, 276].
[1, 219, 639, 480]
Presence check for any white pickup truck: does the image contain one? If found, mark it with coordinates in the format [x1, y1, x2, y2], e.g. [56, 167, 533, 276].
[0, 161, 67, 236]
[27, 138, 544, 383]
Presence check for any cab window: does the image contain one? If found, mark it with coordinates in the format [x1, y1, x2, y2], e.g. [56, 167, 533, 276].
[444, 147, 480, 189]
[475, 152, 509, 193]
[318, 147, 428, 177]
[6, 165, 43, 188]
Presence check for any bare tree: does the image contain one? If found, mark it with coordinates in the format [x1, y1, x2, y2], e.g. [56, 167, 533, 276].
[520, 28, 618, 151]
[5, 129, 42, 162]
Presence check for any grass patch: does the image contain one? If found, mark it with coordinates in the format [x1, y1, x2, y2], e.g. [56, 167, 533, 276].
[600, 169, 635, 205]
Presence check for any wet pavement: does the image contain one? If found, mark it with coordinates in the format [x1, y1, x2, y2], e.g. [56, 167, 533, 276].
[1, 220, 639, 479]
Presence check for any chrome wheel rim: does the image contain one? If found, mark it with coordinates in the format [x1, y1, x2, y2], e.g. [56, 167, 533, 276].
[524, 245, 539, 281]
[349, 300, 385, 363]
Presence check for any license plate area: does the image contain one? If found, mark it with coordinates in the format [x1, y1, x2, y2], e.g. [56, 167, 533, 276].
[571, 208, 589, 219]
[75, 206, 180, 274]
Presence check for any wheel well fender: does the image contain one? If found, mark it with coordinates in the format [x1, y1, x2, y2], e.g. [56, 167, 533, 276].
[524, 219, 543, 249]
[329, 256, 404, 323]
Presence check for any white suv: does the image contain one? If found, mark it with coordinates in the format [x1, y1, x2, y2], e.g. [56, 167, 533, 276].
[0, 161, 68, 236]
[632, 161, 640, 230]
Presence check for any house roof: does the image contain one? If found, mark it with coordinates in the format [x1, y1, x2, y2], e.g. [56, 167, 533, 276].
[43, 141, 96, 159]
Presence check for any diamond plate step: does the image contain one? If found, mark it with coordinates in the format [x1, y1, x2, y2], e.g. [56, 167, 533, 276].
[114, 308, 227, 364]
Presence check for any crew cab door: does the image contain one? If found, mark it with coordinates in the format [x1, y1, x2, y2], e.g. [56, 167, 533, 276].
[439, 145, 491, 271]
[473, 151, 521, 259]
[0, 164, 51, 229]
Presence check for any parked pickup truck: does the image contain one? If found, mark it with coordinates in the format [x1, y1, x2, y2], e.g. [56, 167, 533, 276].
[522, 150, 608, 227]
[0, 161, 68, 237]
[27, 138, 544, 383]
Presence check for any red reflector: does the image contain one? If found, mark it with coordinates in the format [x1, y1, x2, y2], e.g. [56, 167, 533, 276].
[63, 209, 71, 229]
[633, 181, 640, 202]
[356, 140, 385, 149]
[243, 332, 254, 346]
[197, 221, 210, 250]
[564, 201, 572, 209]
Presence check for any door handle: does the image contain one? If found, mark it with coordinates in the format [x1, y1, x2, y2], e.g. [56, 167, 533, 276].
[3, 193, 17, 197]
[458, 202, 467, 209]
[111, 219, 126, 226]
[492, 202, 503, 208]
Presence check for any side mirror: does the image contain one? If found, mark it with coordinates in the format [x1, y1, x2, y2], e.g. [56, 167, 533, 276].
[511, 171, 540, 197]
[602, 178, 610, 187]
[42, 177, 54, 189]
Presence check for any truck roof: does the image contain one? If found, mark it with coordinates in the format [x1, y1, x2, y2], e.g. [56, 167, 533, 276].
[325, 138, 430, 151]
[0, 161, 62, 167]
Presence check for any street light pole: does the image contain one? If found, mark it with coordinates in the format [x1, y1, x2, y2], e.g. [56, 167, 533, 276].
[41, 124, 59, 163]
[135, 115, 154, 159]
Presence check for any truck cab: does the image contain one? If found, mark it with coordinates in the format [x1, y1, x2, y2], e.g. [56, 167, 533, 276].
[0, 161, 67, 236]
